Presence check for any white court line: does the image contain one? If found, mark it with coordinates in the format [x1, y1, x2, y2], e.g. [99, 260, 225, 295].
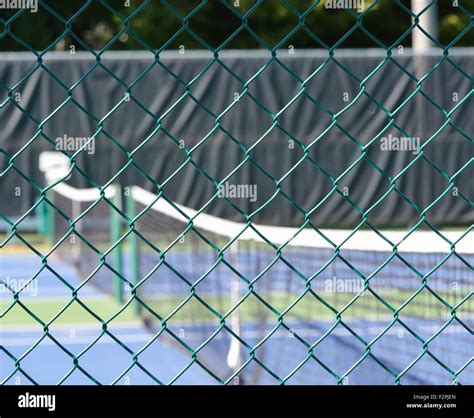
[0, 321, 141, 331]
[3, 314, 472, 333]
[1, 333, 155, 347]
[1, 322, 470, 347]
[0, 294, 106, 302]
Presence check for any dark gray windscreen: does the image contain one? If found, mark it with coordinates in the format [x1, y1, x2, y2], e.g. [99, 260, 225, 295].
[1, 49, 472, 228]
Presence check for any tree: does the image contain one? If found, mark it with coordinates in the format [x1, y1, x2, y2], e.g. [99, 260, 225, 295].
[0, 0, 472, 52]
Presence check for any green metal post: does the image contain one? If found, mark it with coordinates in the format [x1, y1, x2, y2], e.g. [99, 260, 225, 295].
[126, 190, 141, 317]
[111, 187, 124, 303]
[45, 190, 56, 247]
[35, 199, 47, 235]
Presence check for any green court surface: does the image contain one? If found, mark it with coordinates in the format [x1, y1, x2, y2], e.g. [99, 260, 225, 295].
[2, 286, 469, 327]
[139, 290, 470, 323]
[1, 297, 139, 326]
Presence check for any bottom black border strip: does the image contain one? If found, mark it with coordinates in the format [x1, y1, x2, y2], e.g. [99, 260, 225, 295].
[0, 385, 472, 418]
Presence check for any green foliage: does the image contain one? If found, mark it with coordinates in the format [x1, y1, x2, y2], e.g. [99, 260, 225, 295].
[0, 0, 472, 52]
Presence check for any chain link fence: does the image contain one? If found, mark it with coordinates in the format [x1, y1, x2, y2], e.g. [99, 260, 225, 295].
[1, 1, 472, 385]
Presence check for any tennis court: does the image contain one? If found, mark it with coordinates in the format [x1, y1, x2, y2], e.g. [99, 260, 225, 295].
[3, 173, 470, 385]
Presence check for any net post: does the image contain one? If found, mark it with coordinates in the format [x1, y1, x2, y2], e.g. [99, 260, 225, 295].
[35, 198, 47, 236]
[45, 189, 56, 247]
[227, 241, 242, 383]
[38, 152, 70, 247]
[111, 185, 124, 303]
[126, 187, 141, 317]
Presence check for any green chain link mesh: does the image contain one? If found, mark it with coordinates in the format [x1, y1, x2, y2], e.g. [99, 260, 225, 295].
[0, 0, 472, 385]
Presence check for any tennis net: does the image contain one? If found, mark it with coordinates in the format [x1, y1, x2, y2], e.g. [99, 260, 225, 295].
[128, 186, 473, 385]
[46, 176, 124, 301]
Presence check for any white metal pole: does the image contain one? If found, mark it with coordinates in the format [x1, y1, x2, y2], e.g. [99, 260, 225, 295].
[412, 0, 439, 52]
